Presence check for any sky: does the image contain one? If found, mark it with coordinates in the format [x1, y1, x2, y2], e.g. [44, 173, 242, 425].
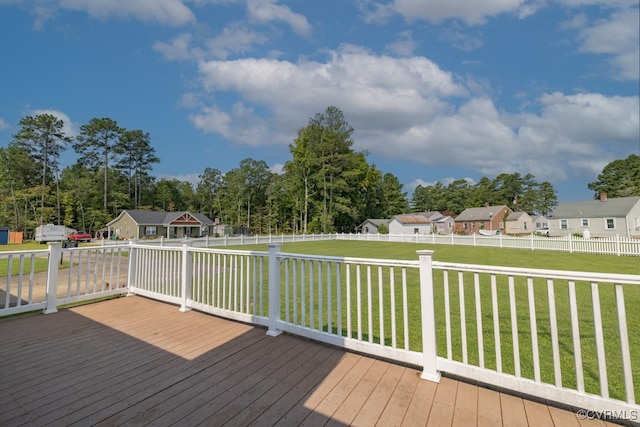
[0, 0, 638, 204]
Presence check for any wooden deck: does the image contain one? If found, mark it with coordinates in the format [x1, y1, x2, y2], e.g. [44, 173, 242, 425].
[0, 296, 619, 426]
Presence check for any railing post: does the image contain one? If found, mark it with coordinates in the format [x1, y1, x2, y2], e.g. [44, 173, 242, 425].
[266, 243, 282, 337]
[417, 250, 441, 382]
[43, 242, 61, 314]
[180, 242, 193, 312]
[127, 240, 138, 295]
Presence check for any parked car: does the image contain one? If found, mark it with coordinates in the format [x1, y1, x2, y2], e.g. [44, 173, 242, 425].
[68, 231, 92, 242]
[535, 227, 550, 236]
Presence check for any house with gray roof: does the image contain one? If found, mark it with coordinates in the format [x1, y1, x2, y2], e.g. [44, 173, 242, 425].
[356, 219, 390, 234]
[505, 211, 532, 235]
[548, 194, 640, 238]
[454, 205, 512, 235]
[388, 214, 432, 235]
[106, 210, 215, 240]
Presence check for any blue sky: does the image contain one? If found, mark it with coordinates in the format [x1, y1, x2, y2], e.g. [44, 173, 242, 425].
[0, 0, 638, 203]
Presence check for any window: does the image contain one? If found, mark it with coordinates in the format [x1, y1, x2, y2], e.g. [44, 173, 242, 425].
[414, 228, 419, 234]
[463, 222, 468, 229]
[605, 218, 615, 230]
[145, 226, 157, 236]
[560, 219, 568, 229]
[581, 219, 589, 227]
[480, 221, 485, 229]
[524, 222, 527, 230]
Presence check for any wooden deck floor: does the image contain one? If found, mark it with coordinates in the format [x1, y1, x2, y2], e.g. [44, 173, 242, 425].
[0, 296, 619, 426]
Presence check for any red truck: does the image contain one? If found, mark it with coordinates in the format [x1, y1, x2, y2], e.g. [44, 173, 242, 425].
[68, 231, 92, 242]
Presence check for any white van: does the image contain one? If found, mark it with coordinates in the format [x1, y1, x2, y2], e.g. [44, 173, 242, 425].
[35, 224, 69, 243]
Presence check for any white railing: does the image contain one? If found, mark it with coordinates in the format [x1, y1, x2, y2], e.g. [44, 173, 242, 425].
[337, 232, 640, 256]
[99, 231, 640, 257]
[430, 262, 639, 417]
[99, 233, 335, 248]
[0, 243, 129, 316]
[2, 241, 638, 422]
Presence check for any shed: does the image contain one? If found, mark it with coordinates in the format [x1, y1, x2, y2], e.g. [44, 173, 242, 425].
[0, 227, 9, 245]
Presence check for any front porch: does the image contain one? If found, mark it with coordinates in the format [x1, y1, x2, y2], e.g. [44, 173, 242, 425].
[0, 296, 605, 426]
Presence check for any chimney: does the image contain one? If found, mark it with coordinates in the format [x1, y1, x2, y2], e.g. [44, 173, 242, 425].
[485, 202, 489, 208]
[600, 193, 607, 202]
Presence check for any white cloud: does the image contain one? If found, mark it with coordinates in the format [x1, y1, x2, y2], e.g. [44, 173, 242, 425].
[190, 45, 638, 184]
[386, 0, 527, 25]
[385, 31, 418, 56]
[575, 7, 640, 80]
[0, 117, 8, 130]
[154, 33, 201, 61]
[247, 0, 312, 36]
[3, 0, 196, 27]
[205, 23, 269, 59]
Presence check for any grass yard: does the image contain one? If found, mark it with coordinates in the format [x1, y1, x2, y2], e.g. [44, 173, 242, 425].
[226, 240, 640, 402]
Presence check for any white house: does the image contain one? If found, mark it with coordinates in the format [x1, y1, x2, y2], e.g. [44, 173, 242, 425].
[531, 215, 548, 230]
[356, 219, 390, 234]
[388, 214, 432, 235]
[548, 194, 640, 238]
[505, 211, 532, 235]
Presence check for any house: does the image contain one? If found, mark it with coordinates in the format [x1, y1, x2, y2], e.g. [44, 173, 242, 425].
[419, 211, 454, 234]
[454, 205, 512, 235]
[531, 215, 548, 230]
[356, 219, 390, 234]
[505, 211, 532, 235]
[388, 214, 432, 235]
[432, 216, 455, 234]
[548, 194, 640, 238]
[106, 210, 216, 240]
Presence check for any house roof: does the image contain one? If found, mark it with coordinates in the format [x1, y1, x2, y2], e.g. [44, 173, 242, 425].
[356, 219, 390, 230]
[455, 205, 510, 222]
[550, 196, 640, 219]
[420, 211, 444, 221]
[392, 214, 432, 225]
[506, 211, 530, 221]
[107, 210, 214, 226]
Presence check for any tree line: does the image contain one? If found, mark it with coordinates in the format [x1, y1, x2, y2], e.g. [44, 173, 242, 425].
[6, 106, 613, 238]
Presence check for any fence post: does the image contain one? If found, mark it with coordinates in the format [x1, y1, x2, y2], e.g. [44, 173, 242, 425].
[127, 240, 138, 295]
[616, 234, 621, 256]
[266, 243, 282, 337]
[180, 242, 193, 312]
[43, 243, 61, 314]
[417, 250, 441, 382]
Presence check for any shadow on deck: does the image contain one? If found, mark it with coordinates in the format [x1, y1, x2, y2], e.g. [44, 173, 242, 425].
[0, 296, 620, 426]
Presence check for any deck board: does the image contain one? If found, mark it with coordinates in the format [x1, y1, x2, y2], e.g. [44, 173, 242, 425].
[0, 296, 616, 426]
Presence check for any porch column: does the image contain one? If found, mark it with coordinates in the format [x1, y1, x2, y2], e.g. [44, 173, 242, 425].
[418, 249, 441, 382]
[180, 242, 193, 312]
[266, 244, 282, 337]
[43, 242, 61, 314]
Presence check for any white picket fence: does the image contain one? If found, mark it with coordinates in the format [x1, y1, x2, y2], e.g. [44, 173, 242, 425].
[337, 232, 640, 256]
[2, 242, 639, 422]
[100, 231, 640, 257]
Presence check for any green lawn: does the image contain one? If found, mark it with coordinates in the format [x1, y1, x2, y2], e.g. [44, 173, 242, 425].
[224, 240, 640, 402]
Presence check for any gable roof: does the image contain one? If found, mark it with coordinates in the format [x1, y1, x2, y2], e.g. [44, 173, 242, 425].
[550, 196, 640, 219]
[455, 205, 510, 222]
[420, 211, 444, 221]
[392, 214, 432, 225]
[356, 219, 390, 230]
[506, 211, 530, 221]
[108, 210, 214, 226]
